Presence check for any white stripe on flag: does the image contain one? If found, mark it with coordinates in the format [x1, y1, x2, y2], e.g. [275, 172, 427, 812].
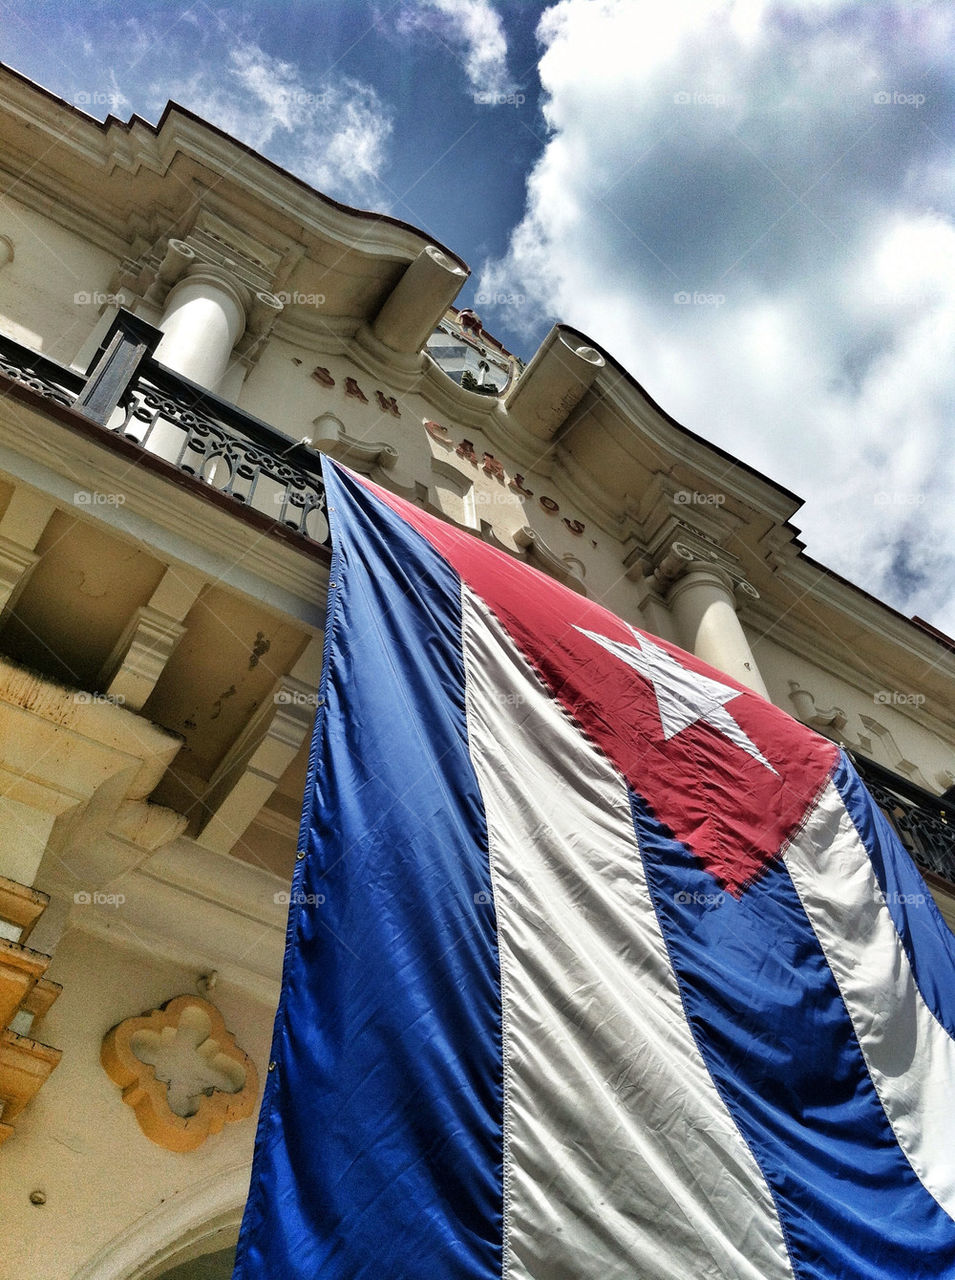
[784, 780, 955, 1221]
[461, 588, 793, 1280]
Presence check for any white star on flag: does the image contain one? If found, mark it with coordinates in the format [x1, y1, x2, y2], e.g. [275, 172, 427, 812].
[575, 626, 778, 775]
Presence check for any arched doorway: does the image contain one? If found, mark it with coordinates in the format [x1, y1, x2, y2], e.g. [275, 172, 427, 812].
[71, 1166, 247, 1280]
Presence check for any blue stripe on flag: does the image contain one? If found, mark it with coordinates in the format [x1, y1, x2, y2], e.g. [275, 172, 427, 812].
[632, 786, 955, 1280]
[233, 464, 504, 1279]
[834, 750, 955, 1042]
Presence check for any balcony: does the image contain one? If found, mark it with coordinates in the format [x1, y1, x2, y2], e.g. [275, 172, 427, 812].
[0, 310, 331, 554]
[849, 752, 955, 891]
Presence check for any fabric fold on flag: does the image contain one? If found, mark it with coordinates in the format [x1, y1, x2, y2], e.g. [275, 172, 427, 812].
[233, 459, 955, 1280]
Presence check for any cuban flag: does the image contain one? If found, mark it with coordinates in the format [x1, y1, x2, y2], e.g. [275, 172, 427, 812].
[234, 461, 955, 1279]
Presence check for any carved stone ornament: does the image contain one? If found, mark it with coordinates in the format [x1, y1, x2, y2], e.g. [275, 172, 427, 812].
[101, 994, 258, 1152]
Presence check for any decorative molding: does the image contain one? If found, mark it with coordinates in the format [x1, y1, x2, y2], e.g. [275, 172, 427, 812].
[649, 538, 759, 605]
[111, 212, 292, 378]
[101, 994, 258, 1152]
[0, 535, 39, 617]
[858, 715, 929, 788]
[64, 859, 285, 1007]
[512, 525, 587, 596]
[0, 877, 62, 1142]
[0, 656, 183, 887]
[196, 661, 319, 855]
[0, 874, 63, 1111]
[99, 605, 188, 712]
[652, 541, 699, 591]
[310, 412, 398, 473]
[744, 598, 955, 741]
[0, 1027, 61, 1142]
[787, 682, 847, 733]
[0, 874, 49, 944]
[110, 801, 188, 852]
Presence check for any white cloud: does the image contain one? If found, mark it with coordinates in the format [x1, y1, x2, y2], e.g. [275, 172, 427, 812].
[400, 0, 513, 98]
[479, 0, 955, 632]
[152, 42, 393, 208]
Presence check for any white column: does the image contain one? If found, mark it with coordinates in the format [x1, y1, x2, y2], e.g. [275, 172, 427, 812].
[666, 561, 769, 697]
[155, 268, 247, 391]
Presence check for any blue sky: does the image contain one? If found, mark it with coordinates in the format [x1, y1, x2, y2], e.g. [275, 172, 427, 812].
[1, 1, 954, 633]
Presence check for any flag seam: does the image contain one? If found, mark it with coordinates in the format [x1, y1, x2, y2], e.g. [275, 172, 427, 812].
[460, 582, 513, 1279]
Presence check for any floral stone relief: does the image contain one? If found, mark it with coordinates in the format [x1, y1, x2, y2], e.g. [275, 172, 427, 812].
[101, 994, 258, 1152]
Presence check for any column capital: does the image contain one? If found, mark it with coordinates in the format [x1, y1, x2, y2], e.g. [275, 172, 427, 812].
[112, 215, 289, 375]
[652, 540, 759, 605]
[164, 261, 251, 316]
[653, 542, 768, 695]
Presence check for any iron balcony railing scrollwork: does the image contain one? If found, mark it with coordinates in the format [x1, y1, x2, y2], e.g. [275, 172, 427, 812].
[0, 331, 85, 407]
[849, 751, 955, 886]
[109, 363, 330, 547]
[0, 311, 331, 551]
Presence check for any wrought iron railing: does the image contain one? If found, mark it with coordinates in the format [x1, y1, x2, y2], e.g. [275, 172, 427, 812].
[850, 752, 955, 886]
[0, 312, 330, 549]
[0, 333, 84, 407]
[107, 363, 330, 545]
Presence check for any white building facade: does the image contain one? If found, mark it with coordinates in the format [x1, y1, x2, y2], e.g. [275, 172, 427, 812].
[0, 65, 952, 1278]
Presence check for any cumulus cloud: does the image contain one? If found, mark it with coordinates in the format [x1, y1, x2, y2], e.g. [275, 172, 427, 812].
[399, 0, 513, 98]
[153, 42, 393, 207]
[479, 0, 955, 631]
